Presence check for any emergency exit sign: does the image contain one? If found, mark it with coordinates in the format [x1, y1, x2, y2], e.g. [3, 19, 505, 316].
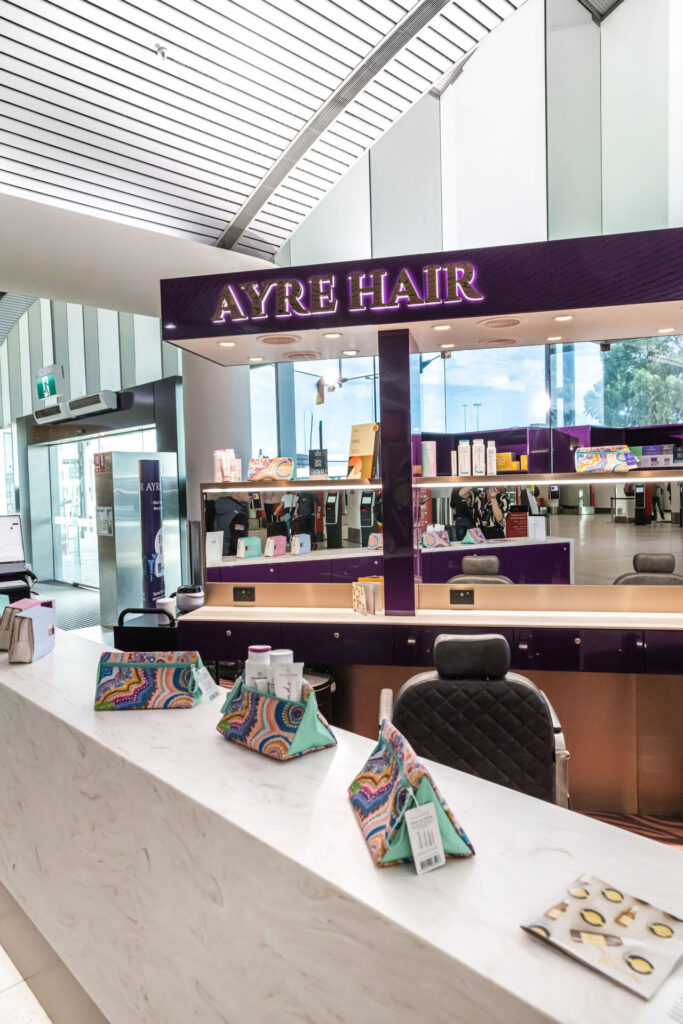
[36, 371, 56, 400]
[35, 364, 63, 401]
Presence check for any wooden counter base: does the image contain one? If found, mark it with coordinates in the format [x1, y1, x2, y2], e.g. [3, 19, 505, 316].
[329, 664, 683, 818]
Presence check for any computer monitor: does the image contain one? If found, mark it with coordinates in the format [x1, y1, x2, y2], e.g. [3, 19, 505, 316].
[0, 515, 26, 571]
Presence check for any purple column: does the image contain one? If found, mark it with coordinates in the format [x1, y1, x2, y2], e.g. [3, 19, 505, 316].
[378, 329, 416, 616]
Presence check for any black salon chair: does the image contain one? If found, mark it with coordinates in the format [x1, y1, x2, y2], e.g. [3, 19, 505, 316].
[613, 552, 683, 585]
[379, 634, 569, 806]
[447, 554, 513, 585]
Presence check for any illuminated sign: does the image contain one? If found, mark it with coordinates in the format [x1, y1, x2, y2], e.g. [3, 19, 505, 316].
[210, 261, 483, 326]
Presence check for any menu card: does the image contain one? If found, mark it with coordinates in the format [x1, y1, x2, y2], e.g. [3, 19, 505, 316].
[523, 874, 683, 999]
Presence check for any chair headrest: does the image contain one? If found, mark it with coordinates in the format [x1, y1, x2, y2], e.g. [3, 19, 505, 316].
[633, 552, 675, 574]
[461, 554, 500, 576]
[434, 633, 511, 679]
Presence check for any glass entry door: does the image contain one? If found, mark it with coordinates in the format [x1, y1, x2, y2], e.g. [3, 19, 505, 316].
[50, 438, 100, 586]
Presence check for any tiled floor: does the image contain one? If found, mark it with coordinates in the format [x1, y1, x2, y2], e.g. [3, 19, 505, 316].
[547, 513, 683, 584]
[0, 882, 109, 1024]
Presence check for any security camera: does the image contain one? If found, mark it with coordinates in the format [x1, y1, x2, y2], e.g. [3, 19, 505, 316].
[600, 342, 611, 353]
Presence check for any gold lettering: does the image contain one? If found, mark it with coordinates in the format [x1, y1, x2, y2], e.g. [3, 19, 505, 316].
[348, 271, 387, 311]
[309, 275, 338, 314]
[211, 285, 247, 322]
[241, 281, 275, 319]
[276, 279, 309, 316]
[423, 264, 441, 304]
[444, 262, 484, 303]
[386, 267, 424, 308]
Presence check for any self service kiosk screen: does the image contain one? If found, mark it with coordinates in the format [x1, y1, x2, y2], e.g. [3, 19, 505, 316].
[0, 516, 25, 564]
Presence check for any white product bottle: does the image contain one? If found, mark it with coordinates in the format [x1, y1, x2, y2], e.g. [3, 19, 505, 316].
[487, 440, 497, 476]
[458, 440, 471, 477]
[472, 439, 486, 476]
[450, 450, 459, 476]
[268, 648, 294, 695]
[245, 645, 271, 694]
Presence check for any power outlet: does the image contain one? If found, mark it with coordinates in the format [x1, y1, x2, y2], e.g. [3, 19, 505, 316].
[233, 586, 256, 602]
[450, 588, 474, 606]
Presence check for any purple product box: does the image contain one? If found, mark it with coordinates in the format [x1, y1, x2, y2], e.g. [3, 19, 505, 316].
[642, 445, 662, 456]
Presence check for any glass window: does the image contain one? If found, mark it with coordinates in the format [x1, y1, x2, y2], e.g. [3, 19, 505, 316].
[440, 345, 548, 432]
[250, 364, 278, 459]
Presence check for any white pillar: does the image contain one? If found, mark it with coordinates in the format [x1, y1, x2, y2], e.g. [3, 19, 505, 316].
[182, 352, 251, 521]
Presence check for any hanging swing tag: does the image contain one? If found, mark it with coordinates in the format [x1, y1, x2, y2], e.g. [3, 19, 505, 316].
[405, 803, 446, 875]
[196, 665, 223, 702]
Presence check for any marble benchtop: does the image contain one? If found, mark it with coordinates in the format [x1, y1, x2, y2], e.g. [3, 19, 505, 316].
[184, 604, 683, 630]
[0, 632, 680, 1024]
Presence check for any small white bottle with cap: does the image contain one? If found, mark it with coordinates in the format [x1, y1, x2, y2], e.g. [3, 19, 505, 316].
[245, 645, 271, 694]
[472, 438, 486, 476]
[458, 439, 471, 476]
[268, 649, 293, 695]
[487, 440, 497, 476]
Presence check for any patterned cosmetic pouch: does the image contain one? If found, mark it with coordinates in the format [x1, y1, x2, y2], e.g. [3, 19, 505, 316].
[348, 720, 475, 867]
[575, 445, 637, 473]
[216, 677, 336, 760]
[94, 651, 204, 710]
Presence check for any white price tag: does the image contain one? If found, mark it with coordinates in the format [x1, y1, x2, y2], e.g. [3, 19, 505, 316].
[196, 665, 223, 702]
[405, 803, 446, 875]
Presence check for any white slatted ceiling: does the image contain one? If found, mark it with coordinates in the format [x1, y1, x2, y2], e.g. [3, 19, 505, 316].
[0, 0, 525, 257]
[0, 293, 36, 344]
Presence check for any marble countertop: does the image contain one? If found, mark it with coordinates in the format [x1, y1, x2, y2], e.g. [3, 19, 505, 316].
[185, 604, 683, 630]
[0, 632, 680, 1023]
[207, 535, 573, 569]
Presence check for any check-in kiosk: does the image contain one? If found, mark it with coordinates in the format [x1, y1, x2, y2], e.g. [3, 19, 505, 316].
[359, 489, 375, 547]
[325, 490, 343, 549]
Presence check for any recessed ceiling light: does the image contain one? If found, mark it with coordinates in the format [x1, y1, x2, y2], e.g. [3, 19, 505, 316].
[259, 334, 299, 345]
[323, 331, 343, 339]
[218, 340, 235, 348]
[432, 324, 450, 332]
[342, 348, 359, 356]
[248, 355, 264, 363]
[164, 322, 176, 329]
[554, 315, 573, 322]
[547, 336, 562, 342]
[659, 327, 675, 333]
[439, 342, 455, 350]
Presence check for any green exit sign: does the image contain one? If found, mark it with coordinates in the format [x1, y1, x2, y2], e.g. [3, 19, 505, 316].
[36, 372, 56, 400]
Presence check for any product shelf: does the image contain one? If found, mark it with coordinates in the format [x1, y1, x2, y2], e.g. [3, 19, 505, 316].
[201, 479, 382, 494]
[416, 469, 683, 487]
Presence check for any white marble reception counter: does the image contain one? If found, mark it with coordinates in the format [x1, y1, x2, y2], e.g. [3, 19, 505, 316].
[0, 632, 681, 1024]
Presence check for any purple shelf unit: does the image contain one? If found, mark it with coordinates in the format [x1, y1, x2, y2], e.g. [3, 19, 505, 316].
[552, 423, 683, 473]
[421, 426, 551, 477]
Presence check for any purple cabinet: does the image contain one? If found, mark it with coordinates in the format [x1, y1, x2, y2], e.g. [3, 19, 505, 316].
[178, 619, 283, 661]
[642, 631, 681, 674]
[220, 563, 276, 583]
[512, 628, 582, 672]
[278, 559, 332, 583]
[394, 624, 514, 666]
[425, 543, 571, 585]
[206, 567, 221, 583]
[578, 630, 644, 674]
[282, 622, 394, 665]
[330, 555, 384, 582]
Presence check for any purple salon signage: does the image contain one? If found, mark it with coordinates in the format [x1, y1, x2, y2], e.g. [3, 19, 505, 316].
[139, 459, 165, 609]
[160, 227, 683, 354]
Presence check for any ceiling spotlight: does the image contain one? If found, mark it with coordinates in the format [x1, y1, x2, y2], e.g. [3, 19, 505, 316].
[659, 327, 675, 334]
[219, 340, 235, 348]
[248, 355, 264, 363]
[554, 315, 573, 322]
[439, 342, 455, 350]
[547, 336, 562, 342]
[164, 322, 176, 330]
[432, 324, 450, 331]
[323, 331, 342, 339]
[342, 348, 359, 356]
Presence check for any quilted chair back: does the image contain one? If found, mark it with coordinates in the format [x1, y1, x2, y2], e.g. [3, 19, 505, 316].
[392, 634, 558, 803]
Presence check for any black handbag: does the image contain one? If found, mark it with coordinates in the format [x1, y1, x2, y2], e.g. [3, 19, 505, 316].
[266, 521, 288, 538]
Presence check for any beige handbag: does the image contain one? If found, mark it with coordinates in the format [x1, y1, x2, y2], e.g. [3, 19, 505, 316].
[0, 599, 41, 651]
[7, 605, 55, 663]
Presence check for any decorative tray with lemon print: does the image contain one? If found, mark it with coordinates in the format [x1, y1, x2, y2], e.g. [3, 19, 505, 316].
[523, 873, 683, 999]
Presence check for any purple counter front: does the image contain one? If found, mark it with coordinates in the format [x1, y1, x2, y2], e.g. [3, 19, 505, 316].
[205, 540, 571, 586]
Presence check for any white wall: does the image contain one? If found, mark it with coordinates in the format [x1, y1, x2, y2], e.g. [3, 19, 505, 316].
[601, 0, 669, 234]
[286, 154, 372, 266]
[441, 0, 547, 250]
[668, 0, 683, 228]
[546, 0, 602, 239]
[369, 94, 442, 258]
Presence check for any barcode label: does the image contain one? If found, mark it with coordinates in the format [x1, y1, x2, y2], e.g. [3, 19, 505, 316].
[196, 666, 223, 702]
[405, 803, 446, 875]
